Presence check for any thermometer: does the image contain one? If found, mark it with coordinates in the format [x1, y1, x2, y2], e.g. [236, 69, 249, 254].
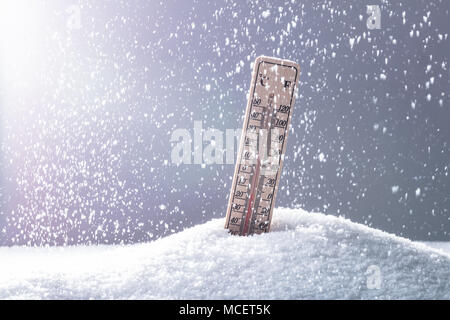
[225, 56, 300, 236]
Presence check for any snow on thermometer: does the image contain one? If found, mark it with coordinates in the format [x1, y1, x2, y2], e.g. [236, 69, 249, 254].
[225, 56, 300, 236]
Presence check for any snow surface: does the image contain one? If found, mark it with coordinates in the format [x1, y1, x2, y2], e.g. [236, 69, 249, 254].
[420, 242, 450, 255]
[0, 208, 449, 299]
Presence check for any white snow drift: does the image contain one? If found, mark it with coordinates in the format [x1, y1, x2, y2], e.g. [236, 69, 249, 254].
[0, 208, 449, 299]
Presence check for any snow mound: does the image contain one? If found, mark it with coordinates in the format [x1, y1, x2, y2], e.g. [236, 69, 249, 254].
[0, 208, 449, 299]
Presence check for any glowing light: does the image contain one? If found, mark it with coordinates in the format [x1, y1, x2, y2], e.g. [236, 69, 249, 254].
[0, 0, 45, 85]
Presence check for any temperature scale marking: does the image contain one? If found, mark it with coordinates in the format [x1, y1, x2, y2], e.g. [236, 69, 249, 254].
[225, 56, 300, 236]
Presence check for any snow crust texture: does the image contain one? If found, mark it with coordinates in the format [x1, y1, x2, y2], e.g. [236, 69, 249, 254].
[0, 208, 449, 299]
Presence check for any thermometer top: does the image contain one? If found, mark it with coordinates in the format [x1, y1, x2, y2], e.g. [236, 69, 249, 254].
[225, 56, 300, 236]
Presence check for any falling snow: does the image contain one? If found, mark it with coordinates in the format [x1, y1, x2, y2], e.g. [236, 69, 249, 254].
[261, 10, 271, 19]
[0, 0, 449, 247]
